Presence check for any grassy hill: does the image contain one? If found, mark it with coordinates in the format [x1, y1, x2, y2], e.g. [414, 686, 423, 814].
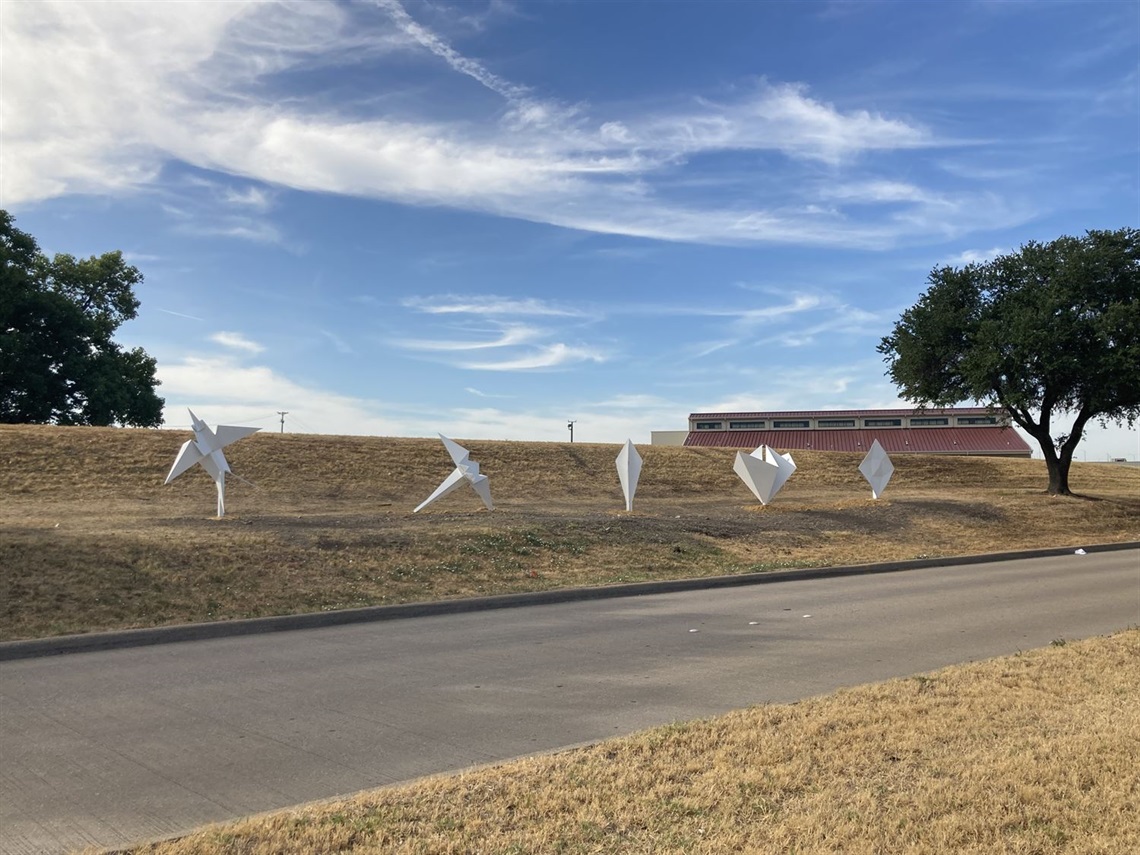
[3, 424, 1138, 641]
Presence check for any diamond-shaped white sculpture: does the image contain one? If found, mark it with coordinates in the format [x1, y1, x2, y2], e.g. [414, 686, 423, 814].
[165, 409, 259, 517]
[615, 439, 643, 512]
[733, 444, 796, 505]
[859, 439, 894, 499]
[414, 434, 493, 513]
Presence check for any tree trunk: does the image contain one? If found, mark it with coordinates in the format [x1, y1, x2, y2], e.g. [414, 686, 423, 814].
[1044, 453, 1072, 496]
[1051, 410, 1093, 497]
[1031, 430, 1072, 496]
[995, 398, 1088, 497]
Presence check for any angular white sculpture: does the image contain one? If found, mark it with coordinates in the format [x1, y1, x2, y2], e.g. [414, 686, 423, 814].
[165, 409, 259, 517]
[859, 439, 894, 499]
[414, 434, 493, 513]
[615, 439, 643, 512]
[733, 444, 796, 505]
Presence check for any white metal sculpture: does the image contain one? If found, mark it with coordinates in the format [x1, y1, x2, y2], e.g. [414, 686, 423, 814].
[615, 439, 643, 512]
[165, 409, 259, 517]
[859, 439, 894, 499]
[414, 434, 493, 513]
[733, 444, 796, 505]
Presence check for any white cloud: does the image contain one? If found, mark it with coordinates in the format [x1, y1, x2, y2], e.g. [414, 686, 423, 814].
[403, 295, 584, 316]
[820, 180, 933, 203]
[0, 0, 1018, 248]
[210, 331, 265, 354]
[645, 82, 930, 165]
[939, 246, 1009, 266]
[156, 353, 1140, 456]
[395, 324, 541, 352]
[184, 220, 283, 244]
[592, 393, 675, 409]
[395, 294, 604, 372]
[222, 185, 273, 210]
[158, 355, 411, 436]
[159, 190, 284, 245]
[461, 343, 607, 371]
[465, 387, 513, 399]
[157, 353, 670, 442]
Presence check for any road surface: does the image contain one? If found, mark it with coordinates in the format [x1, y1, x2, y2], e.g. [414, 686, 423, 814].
[1, 550, 1137, 854]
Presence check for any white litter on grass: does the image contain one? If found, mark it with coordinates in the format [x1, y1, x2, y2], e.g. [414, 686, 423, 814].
[1075, 548, 1087, 555]
[748, 621, 759, 625]
[689, 628, 700, 633]
[802, 614, 812, 618]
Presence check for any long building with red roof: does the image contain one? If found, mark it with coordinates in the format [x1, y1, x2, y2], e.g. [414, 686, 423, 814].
[681, 407, 1032, 457]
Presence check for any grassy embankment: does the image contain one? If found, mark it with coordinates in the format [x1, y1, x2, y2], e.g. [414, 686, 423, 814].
[121, 630, 1140, 855]
[3, 424, 1138, 641]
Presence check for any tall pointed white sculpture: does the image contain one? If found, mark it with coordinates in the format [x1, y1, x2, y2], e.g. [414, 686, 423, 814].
[414, 435, 493, 513]
[733, 444, 796, 505]
[615, 439, 643, 512]
[165, 409, 259, 517]
[859, 439, 894, 499]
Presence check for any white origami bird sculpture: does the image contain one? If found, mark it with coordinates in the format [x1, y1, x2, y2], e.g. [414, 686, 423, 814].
[859, 439, 894, 499]
[733, 444, 796, 505]
[414, 435, 493, 513]
[615, 439, 643, 512]
[165, 409, 259, 517]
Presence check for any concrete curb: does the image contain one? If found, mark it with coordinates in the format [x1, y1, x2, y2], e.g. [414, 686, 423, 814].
[3, 541, 1137, 662]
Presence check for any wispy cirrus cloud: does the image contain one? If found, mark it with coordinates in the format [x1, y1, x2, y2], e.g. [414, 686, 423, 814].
[320, 330, 353, 354]
[465, 387, 514, 399]
[155, 307, 205, 322]
[676, 291, 888, 357]
[395, 323, 541, 351]
[402, 295, 585, 317]
[0, 0, 1021, 248]
[210, 331, 265, 354]
[159, 184, 284, 245]
[395, 292, 606, 371]
[461, 343, 607, 371]
[222, 185, 274, 210]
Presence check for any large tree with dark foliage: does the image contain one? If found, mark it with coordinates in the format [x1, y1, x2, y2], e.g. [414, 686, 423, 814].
[1, 210, 164, 427]
[879, 228, 1139, 496]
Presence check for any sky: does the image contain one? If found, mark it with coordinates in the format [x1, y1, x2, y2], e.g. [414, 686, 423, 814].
[2, 0, 1138, 460]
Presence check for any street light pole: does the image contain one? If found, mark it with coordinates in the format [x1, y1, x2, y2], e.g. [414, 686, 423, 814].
[567, 420, 576, 443]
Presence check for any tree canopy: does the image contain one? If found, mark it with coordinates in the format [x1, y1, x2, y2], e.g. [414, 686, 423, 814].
[1, 210, 164, 427]
[878, 227, 1139, 495]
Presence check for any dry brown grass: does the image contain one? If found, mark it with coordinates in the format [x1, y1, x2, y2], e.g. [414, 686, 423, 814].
[3, 424, 1138, 641]
[124, 629, 1140, 855]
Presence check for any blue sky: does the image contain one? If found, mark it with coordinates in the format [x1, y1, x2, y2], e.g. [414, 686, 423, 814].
[3, 0, 1138, 459]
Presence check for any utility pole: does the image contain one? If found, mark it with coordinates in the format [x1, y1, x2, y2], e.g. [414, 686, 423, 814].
[277, 411, 289, 433]
[567, 420, 576, 443]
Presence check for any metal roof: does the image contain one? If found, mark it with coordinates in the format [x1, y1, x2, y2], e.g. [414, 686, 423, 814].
[688, 407, 998, 420]
[683, 427, 1032, 455]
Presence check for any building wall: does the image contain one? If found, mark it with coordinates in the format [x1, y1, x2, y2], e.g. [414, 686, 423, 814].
[650, 430, 689, 446]
[681, 408, 1032, 457]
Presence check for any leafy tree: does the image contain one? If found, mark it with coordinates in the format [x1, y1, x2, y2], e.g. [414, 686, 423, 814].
[0, 210, 164, 427]
[879, 228, 1139, 496]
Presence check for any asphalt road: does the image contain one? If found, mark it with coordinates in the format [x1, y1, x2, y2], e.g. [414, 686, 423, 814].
[2, 550, 1137, 855]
